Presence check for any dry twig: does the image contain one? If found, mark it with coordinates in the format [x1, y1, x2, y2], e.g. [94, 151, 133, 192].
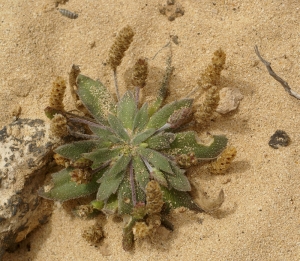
[254, 45, 300, 100]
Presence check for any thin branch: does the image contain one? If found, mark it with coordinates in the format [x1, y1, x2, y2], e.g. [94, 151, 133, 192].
[254, 45, 300, 100]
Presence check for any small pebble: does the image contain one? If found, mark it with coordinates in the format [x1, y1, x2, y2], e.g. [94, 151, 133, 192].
[216, 87, 243, 114]
[268, 130, 290, 149]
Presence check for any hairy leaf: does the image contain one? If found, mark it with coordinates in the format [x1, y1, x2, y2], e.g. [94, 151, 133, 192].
[132, 156, 150, 190]
[97, 155, 131, 200]
[97, 169, 125, 201]
[146, 132, 175, 150]
[133, 103, 149, 132]
[169, 132, 228, 159]
[83, 147, 122, 169]
[165, 163, 191, 191]
[132, 128, 156, 145]
[161, 187, 203, 212]
[54, 140, 98, 161]
[147, 99, 193, 129]
[138, 147, 173, 174]
[117, 91, 137, 130]
[76, 74, 114, 124]
[39, 167, 106, 202]
[108, 113, 130, 141]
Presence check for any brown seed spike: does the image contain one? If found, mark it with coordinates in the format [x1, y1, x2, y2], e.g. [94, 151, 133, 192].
[49, 76, 66, 111]
[145, 180, 164, 215]
[198, 48, 226, 89]
[108, 26, 135, 71]
[194, 86, 220, 126]
[50, 113, 68, 137]
[131, 58, 149, 88]
[209, 146, 237, 175]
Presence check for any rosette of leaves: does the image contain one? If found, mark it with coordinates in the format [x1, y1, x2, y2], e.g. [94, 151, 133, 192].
[40, 73, 228, 249]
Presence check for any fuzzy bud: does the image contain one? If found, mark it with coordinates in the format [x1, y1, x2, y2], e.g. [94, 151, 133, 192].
[108, 26, 134, 70]
[70, 168, 92, 184]
[131, 58, 148, 88]
[176, 152, 198, 168]
[209, 146, 236, 174]
[73, 205, 94, 219]
[49, 76, 66, 111]
[168, 107, 193, 129]
[50, 113, 68, 137]
[145, 180, 164, 215]
[133, 222, 151, 239]
[53, 153, 69, 167]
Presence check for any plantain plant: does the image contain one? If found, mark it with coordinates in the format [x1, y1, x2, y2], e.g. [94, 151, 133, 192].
[40, 26, 230, 250]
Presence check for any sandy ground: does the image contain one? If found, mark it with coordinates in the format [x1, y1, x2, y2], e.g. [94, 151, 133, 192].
[1, 0, 300, 260]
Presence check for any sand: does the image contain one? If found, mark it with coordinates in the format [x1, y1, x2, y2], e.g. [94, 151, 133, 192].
[1, 0, 300, 260]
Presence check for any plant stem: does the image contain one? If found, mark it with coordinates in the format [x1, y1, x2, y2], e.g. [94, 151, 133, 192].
[113, 70, 120, 101]
[135, 86, 140, 105]
[129, 161, 137, 206]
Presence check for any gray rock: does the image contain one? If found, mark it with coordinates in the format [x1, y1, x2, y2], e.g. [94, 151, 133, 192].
[0, 119, 57, 257]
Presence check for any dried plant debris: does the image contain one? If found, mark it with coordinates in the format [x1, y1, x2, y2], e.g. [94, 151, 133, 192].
[82, 224, 104, 244]
[268, 130, 290, 149]
[170, 35, 179, 45]
[59, 9, 78, 19]
[39, 25, 237, 251]
[255, 46, 300, 100]
[159, 0, 185, 21]
[54, 0, 69, 7]
[11, 105, 22, 121]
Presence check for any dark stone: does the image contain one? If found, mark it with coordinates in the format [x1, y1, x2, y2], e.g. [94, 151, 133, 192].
[268, 130, 290, 149]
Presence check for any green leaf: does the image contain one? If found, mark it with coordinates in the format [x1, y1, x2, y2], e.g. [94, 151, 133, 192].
[97, 169, 125, 201]
[133, 103, 149, 132]
[146, 132, 175, 150]
[39, 167, 106, 202]
[139, 147, 173, 174]
[76, 74, 115, 124]
[132, 128, 156, 145]
[169, 132, 228, 159]
[54, 140, 98, 161]
[161, 187, 203, 212]
[117, 91, 137, 130]
[147, 99, 193, 129]
[152, 168, 168, 187]
[89, 125, 114, 138]
[102, 193, 118, 214]
[90, 126, 122, 143]
[97, 155, 131, 200]
[118, 178, 133, 215]
[108, 113, 130, 141]
[165, 163, 191, 191]
[83, 147, 121, 169]
[133, 156, 150, 190]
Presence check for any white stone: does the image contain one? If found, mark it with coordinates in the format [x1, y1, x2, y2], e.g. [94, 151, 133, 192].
[216, 87, 243, 114]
